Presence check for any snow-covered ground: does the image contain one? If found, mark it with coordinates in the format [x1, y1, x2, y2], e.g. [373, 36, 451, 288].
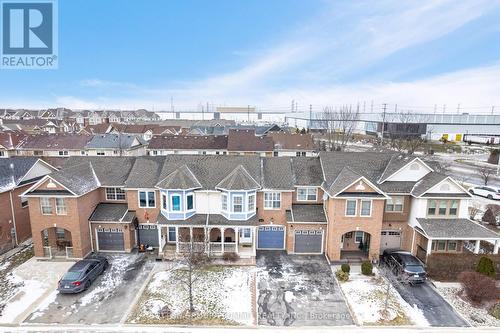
[129, 263, 254, 325]
[435, 283, 500, 327]
[338, 271, 428, 326]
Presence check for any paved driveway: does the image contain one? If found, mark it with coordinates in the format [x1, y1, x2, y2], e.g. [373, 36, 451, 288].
[392, 281, 469, 327]
[257, 251, 353, 326]
[25, 253, 155, 325]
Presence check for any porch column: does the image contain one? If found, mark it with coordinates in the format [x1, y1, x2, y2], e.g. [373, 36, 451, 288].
[221, 227, 225, 253]
[175, 226, 179, 253]
[189, 227, 193, 250]
[253, 227, 257, 256]
[426, 238, 432, 258]
[493, 240, 499, 255]
[235, 227, 239, 254]
[157, 226, 163, 251]
[205, 227, 209, 254]
[474, 240, 481, 254]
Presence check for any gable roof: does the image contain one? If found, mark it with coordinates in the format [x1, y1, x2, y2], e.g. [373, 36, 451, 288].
[269, 132, 316, 151]
[156, 165, 202, 190]
[0, 131, 27, 149]
[410, 172, 449, 197]
[379, 155, 433, 183]
[85, 134, 146, 149]
[48, 161, 101, 196]
[0, 157, 45, 192]
[216, 165, 261, 191]
[18, 133, 92, 150]
[63, 157, 136, 186]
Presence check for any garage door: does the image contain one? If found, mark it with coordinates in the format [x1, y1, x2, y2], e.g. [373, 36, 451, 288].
[294, 230, 323, 254]
[258, 226, 285, 250]
[97, 228, 124, 251]
[380, 231, 401, 251]
[138, 224, 159, 247]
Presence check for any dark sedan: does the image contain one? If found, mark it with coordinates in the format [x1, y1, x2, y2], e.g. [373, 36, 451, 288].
[58, 256, 108, 294]
[382, 249, 426, 284]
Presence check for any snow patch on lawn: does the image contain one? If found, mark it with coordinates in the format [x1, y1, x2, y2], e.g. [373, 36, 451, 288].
[29, 290, 58, 320]
[0, 273, 45, 323]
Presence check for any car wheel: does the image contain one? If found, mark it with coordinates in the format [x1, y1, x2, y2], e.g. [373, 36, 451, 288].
[488, 194, 493, 200]
[84, 281, 91, 290]
[469, 190, 474, 195]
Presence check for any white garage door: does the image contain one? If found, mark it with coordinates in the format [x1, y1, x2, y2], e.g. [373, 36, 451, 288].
[380, 230, 401, 251]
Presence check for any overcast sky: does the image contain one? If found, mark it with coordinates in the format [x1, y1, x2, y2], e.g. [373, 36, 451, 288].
[2, 0, 500, 113]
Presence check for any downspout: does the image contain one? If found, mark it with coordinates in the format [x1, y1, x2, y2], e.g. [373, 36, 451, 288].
[88, 221, 94, 253]
[9, 190, 18, 246]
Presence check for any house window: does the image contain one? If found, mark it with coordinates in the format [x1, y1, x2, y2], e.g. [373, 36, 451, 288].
[106, 187, 125, 200]
[97, 152, 105, 156]
[301, 152, 306, 156]
[386, 196, 404, 212]
[437, 240, 446, 251]
[168, 227, 176, 242]
[233, 196, 243, 212]
[438, 201, 447, 215]
[162, 194, 167, 210]
[355, 231, 364, 243]
[21, 197, 28, 208]
[447, 241, 457, 251]
[239, 228, 251, 238]
[427, 200, 436, 215]
[58, 151, 68, 156]
[345, 200, 356, 216]
[55, 198, 67, 215]
[449, 200, 458, 216]
[171, 195, 181, 211]
[264, 192, 281, 209]
[40, 197, 52, 215]
[56, 228, 66, 240]
[187, 194, 194, 210]
[139, 190, 155, 208]
[360, 200, 371, 216]
[221, 194, 228, 211]
[273, 151, 278, 156]
[297, 187, 317, 201]
[296, 152, 301, 157]
[248, 193, 255, 211]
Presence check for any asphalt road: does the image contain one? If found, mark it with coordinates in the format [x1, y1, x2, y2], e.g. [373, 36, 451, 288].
[392, 281, 469, 327]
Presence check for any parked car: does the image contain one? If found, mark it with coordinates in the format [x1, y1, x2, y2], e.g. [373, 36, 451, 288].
[381, 249, 426, 284]
[469, 186, 500, 200]
[57, 256, 108, 294]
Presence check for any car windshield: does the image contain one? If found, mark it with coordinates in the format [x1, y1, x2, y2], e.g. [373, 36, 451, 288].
[405, 265, 424, 273]
[62, 271, 82, 280]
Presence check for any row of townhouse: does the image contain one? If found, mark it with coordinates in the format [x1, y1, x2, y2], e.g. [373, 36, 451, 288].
[1, 119, 80, 134]
[21, 153, 500, 263]
[147, 130, 317, 157]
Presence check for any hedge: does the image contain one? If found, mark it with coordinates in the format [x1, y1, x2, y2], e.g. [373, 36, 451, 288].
[426, 253, 500, 281]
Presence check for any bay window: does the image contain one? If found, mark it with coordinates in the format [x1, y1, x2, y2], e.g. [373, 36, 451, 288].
[248, 193, 255, 211]
[233, 196, 243, 212]
[222, 194, 228, 211]
[171, 195, 181, 211]
[187, 194, 194, 210]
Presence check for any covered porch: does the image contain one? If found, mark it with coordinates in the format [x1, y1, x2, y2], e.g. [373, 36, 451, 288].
[340, 230, 371, 261]
[40, 227, 74, 259]
[414, 218, 500, 262]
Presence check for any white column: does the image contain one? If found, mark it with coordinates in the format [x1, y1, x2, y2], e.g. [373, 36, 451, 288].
[474, 240, 481, 254]
[493, 240, 499, 255]
[190, 227, 193, 251]
[253, 227, 257, 256]
[157, 226, 163, 251]
[426, 238, 432, 257]
[175, 226, 179, 253]
[205, 227, 209, 254]
[235, 227, 239, 254]
[221, 227, 225, 253]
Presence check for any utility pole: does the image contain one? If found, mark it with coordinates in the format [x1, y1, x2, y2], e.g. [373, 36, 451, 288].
[363, 101, 366, 113]
[381, 103, 387, 145]
[394, 104, 398, 113]
[247, 104, 250, 122]
[457, 103, 461, 114]
[433, 104, 437, 114]
[442, 104, 446, 114]
[492, 106, 495, 115]
[370, 100, 374, 113]
[309, 104, 312, 131]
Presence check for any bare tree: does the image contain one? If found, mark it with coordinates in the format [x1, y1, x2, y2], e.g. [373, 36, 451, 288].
[386, 111, 426, 155]
[478, 165, 494, 185]
[175, 230, 210, 317]
[378, 261, 410, 318]
[468, 202, 482, 220]
[319, 105, 359, 151]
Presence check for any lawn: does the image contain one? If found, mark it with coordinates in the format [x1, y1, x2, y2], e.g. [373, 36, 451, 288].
[128, 263, 255, 326]
[338, 272, 428, 326]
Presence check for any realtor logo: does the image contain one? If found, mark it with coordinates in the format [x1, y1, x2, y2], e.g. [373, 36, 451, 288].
[1, 0, 58, 69]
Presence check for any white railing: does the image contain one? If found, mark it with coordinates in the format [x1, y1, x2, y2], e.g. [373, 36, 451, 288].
[224, 243, 237, 253]
[43, 246, 51, 258]
[65, 247, 74, 259]
[210, 242, 222, 254]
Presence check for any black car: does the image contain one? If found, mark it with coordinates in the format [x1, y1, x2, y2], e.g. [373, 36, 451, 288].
[58, 256, 108, 294]
[382, 249, 426, 284]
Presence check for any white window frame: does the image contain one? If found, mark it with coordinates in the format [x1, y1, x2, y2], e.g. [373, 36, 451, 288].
[248, 193, 256, 211]
[360, 200, 372, 217]
[106, 187, 125, 201]
[186, 193, 194, 211]
[138, 190, 156, 208]
[297, 187, 317, 201]
[55, 198, 67, 215]
[40, 197, 52, 215]
[345, 199, 357, 216]
[386, 196, 404, 212]
[170, 194, 181, 211]
[233, 195, 243, 213]
[221, 193, 228, 211]
[354, 231, 364, 243]
[264, 192, 281, 210]
[161, 193, 167, 210]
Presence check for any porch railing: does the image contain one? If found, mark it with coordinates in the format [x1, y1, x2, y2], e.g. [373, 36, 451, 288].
[43, 246, 51, 258]
[65, 247, 74, 259]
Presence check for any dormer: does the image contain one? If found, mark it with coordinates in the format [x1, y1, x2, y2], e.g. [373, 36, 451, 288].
[156, 165, 202, 220]
[216, 165, 260, 220]
[380, 156, 433, 183]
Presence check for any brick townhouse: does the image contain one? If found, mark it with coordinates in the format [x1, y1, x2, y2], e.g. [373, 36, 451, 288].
[0, 158, 55, 254]
[22, 153, 500, 262]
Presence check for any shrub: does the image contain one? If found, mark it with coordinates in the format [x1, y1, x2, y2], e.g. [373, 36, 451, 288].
[335, 269, 349, 282]
[476, 256, 496, 278]
[222, 252, 239, 262]
[482, 208, 496, 225]
[458, 271, 500, 302]
[489, 303, 500, 320]
[361, 262, 373, 276]
[341, 263, 350, 273]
